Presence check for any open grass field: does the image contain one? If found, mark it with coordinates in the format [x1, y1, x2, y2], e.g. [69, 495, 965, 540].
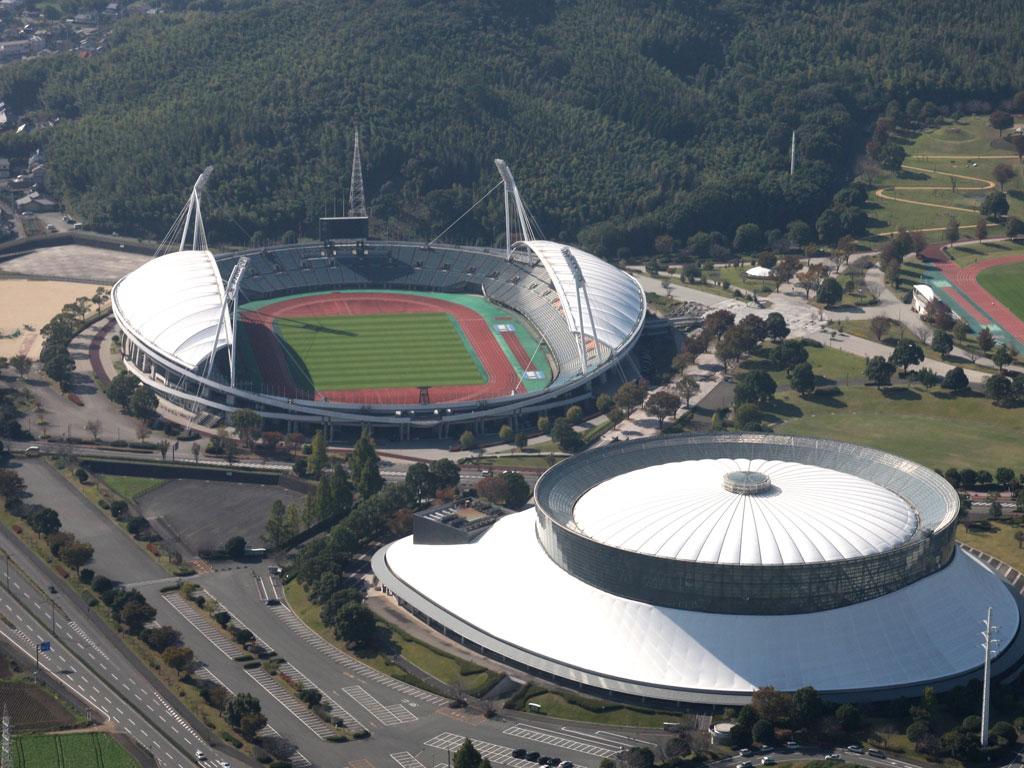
[977, 260, 1024, 322]
[752, 345, 1024, 470]
[98, 474, 166, 500]
[947, 240, 1023, 267]
[275, 311, 484, 390]
[863, 116, 1024, 239]
[13, 732, 139, 768]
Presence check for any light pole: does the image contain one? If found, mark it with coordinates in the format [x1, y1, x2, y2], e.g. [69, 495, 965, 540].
[981, 606, 998, 747]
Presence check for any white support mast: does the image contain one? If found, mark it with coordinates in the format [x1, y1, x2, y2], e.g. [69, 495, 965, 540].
[226, 256, 250, 388]
[981, 606, 998, 746]
[789, 131, 796, 177]
[562, 246, 602, 371]
[178, 166, 214, 252]
[494, 159, 535, 257]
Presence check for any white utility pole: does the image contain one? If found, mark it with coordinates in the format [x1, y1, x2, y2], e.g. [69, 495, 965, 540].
[790, 130, 796, 176]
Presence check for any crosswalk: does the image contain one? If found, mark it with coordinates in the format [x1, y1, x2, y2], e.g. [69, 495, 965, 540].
[270, 603, 446, 705]
[245, 668, 337, 740]
[502, 725, 618, 758]
[342, 684, 417, 726]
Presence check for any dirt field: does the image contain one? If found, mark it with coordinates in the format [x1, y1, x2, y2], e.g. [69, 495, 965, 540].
[0, 278, 105, 358]
[0, 244, 149, 283]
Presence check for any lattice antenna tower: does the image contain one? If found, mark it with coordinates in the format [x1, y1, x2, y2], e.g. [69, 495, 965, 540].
[349, 128, 367, 218]
[2, 703, 11, 768]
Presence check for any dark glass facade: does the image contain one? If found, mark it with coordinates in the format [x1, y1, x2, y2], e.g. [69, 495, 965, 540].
[533, 434, 959, 615]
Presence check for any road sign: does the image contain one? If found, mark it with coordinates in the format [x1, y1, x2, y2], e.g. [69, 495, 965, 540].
[38, 641, 49, 652]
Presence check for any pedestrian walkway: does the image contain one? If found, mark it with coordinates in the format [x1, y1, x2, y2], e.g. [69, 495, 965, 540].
[162, 592, 246, 660]
[342, 684, 417, 726]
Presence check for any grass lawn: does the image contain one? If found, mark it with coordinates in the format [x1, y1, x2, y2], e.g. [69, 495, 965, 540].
[957, 520, 1024, 573]
[862, 116, 1024, 236]
[263, 311, 486, 390]
[13, 733, 140, 768]
[512, 689, 684, 728]
[828, 318, 987, 372]
[282, 578, 489, 696]
[947, 241, 1024, 268]
[755, 345, 1024, 469]
[977, 260, 1024, 322]
[99, 474, 166, 500]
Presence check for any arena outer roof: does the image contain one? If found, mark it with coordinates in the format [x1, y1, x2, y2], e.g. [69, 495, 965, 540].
[571, 458, 919, 565]
[378, 510, 1021, 701]
[521, 240, 646, 350]
[112, 249, 231, 370]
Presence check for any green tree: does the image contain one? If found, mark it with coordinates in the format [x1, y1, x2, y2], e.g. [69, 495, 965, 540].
[459, 430, 477, 451]
[351, 431, 383, 496]
[791, 686, 824, 730]
[990, 110, 1014, 135]
[865, 356, 895, 387]
[498, 424, 513, 442]
[941, 366, 970, 392]
[614, 381, 647, 412]
[644, 390, 681, 427]
[752, 719, 774, 745]
[106, 370, 139, 406]
[733, 222, 762, 253]
[334, 601, 376, 647]
[978, 327, 995, 352]
[537, 415, 550, 434]
[127, 386, 158, 420]
[980, 190, 1009, 220]
[595, 393, 613, 413]
[405, 463, 437, 500]
[264, 499, 295, 549]
[9, 354, 31, 379]
[429, 458, 460, 490]
[550, 417, 583, 453]
[565, 405, 583, 424]
[815, 276, 843, 307]
[931, 330, 953, 358]
[514, 432, 528, 451]
[453, 739, 483, 768]
[944, 218, 960, 246]
[676, 375, 699, 406]
[734, 371, 776, 406]
[230, 408, 262, 449]
[734, 403, 762, 430]
[770, 340, 809, 371]
[985, 374, 1014, 406]
[163, 646, 194, 678]
[890, 339, 924, 373]
[878, 142, 906, 172]
[60, 541, 93, 572]
[222, 535, 247, 559]
[992, 343, 1015, 372]
[309, 430, 328, 478]
[224, 693, 263, 728]
[764, 312, 789, 342]
[788, 362, 816, 396]
[835, 702, 861, 732]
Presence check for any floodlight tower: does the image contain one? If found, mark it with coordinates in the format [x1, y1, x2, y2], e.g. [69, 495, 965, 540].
[980, 606, 998, 747]
[562, 246, 602, 372]
[495, 159, 536, 259]
[179, 165, 214, 252]
[349, 128, 367, 218]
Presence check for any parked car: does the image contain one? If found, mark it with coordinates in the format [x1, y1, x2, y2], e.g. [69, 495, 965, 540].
[846, 746, 863, 754]
[512, 750, 527, 759]
[761, 759, 776, 766]
[867, 750, 886, 759]
[526, 753, 540, 762]
[739, 749, 753, 757]
[736, 761, 752, 768]
[785, 742, 799, 750]
[826, 754, 842, 761]
[23, 445, 40, 457]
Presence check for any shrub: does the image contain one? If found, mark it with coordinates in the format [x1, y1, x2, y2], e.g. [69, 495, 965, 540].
[74, 468, 88, 483]
[126, 516, 149, 535]
[98, 499, 109, 510]
[109, 500, 129, 518]
[79, 568, 94, 584]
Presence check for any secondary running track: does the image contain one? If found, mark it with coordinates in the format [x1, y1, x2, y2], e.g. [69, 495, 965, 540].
[240, 292, 526, 405]
[924, 249, 1024, 351]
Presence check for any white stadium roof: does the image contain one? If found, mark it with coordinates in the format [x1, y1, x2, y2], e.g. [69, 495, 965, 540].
[112, 249, 230, 370]
[381, 510, 1020, 697]
[522, 240, 646, 350]
[571, 458, 917, 565]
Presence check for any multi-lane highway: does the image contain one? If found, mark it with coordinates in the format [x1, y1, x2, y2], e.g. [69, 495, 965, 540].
[0, 531, 236, 768]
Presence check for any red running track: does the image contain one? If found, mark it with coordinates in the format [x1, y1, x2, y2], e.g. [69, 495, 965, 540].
[937, 254, 1024, 345]
[500, 329, 537, 372]
[239, 292, 523, 405]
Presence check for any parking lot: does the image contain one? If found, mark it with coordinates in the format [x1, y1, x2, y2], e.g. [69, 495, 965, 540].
[343, 684, 418, 726]
[161, 592, 245, 660]
[502, 725, 619, 759]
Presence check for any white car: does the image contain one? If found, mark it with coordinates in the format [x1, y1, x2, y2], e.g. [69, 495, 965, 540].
[218, 762, 232, 768]
[194, 750, 206, 763]
[826, 754, 842, 761]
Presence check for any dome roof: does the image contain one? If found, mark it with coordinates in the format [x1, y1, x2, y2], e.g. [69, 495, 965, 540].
[571, 458, 918, 565]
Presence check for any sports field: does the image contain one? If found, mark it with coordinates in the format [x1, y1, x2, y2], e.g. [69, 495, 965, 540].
[236, 290, 552, 405]
[13, 732, 139, 768]
[977, 260, 1024, 323]
[274, 311, 484, 390]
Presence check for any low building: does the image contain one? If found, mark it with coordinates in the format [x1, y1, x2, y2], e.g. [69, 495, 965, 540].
[16, 191, 57, 213]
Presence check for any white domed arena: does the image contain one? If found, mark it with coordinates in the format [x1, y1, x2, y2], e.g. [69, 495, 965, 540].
[373, 434, 1024, 705]
[111, 160, 646, 437]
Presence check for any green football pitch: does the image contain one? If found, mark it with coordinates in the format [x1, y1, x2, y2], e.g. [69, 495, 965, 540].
[273, 311, 485, 390]
[977, 260, 1024, 322]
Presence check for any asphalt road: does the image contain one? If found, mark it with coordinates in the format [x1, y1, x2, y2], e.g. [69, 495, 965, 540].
[0, 525, 238, 768]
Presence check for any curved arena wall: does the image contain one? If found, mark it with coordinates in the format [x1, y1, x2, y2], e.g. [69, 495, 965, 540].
[112, 240, 646, 428]
[533, 434, 960, 615]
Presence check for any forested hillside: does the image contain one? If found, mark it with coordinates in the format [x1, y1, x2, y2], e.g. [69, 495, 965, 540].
[4, 0, 1024, 253]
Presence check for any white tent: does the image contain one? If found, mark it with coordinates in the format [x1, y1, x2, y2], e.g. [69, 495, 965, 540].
[745, 265, 773, 279]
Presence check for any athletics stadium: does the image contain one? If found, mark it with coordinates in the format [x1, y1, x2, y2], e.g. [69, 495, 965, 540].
[374, 434, 1024, 705]
[110, 159, 646, 436]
